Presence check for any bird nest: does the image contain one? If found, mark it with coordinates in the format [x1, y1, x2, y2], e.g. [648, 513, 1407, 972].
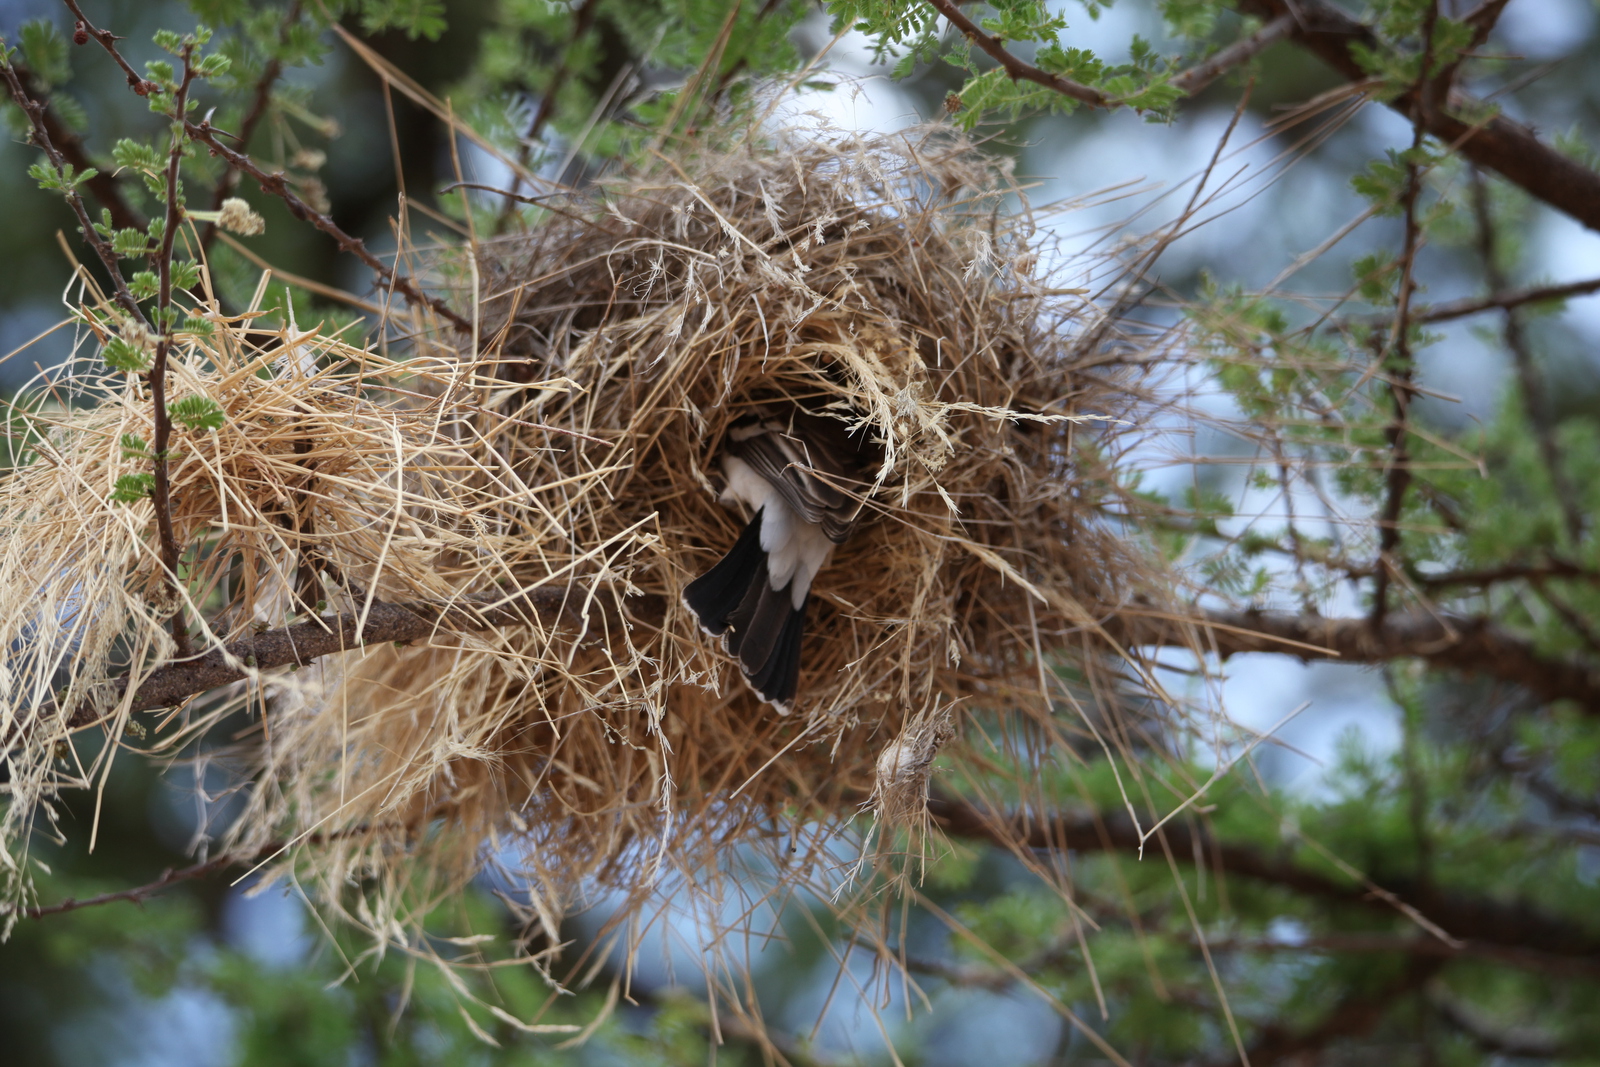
[1, 127, 1192, 977]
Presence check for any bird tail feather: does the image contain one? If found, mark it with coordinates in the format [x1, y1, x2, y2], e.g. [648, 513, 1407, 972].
[683, 516, 764, 637]
[683, 515, 808, 710]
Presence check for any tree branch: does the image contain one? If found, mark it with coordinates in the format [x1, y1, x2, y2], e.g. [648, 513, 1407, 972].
[1324, 273, 1600, 334]
[1170, 14, 1294, 96]
[494, 0, 603, 230]
[147, 45, 200, 659]
[68, 589, 574, 730]
[13, 62, 144, 230]
[1415, 559, 1600, 589]
[1371, 2, 1437, 630]
[199, 0, 304, 255]
[0, 44, 146, 325]
[1470, 167, 1583, 544]
[924, 0, 1113, 110]
[927, 795, 1600, 969]
[1430, 989, 1566, 1059]
[1235, 0, 1600, 234]
[184, 117, 473, 333]
[1427, 0, 1511, 102]
[526, 0, 600, 151]
[1, 589, 575, 759]
[60, 0, 469, 332]
[1104, 607, 1600, 714]
[1208, 956, 1443, 1067]
[20, 850, 243, 919]
[60, 0, 159, 96]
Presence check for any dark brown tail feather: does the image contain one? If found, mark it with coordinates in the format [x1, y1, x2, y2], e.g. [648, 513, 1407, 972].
[683, 514, 808, 709]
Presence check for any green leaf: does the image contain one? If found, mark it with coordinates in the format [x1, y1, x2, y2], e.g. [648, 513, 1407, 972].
[1350, 151, 1410, 216]
[194, 53, 232, 78]
[19, 20, 70, 89]
[28, 159, 95, 193]
[102, 336, 152, 373]
[358, 0, 448, 41]
[112, 228, 152, 258]
[112, 138, 164, 174]
[170, 260, 202, 291]
[129, 271, 160, 301]
[145, 59, 177, 89]
[110, 472, 155, 504]
[167, 395, 225, 432]
[48, 92, 88, 133]
[1353, 251, 1398, 304]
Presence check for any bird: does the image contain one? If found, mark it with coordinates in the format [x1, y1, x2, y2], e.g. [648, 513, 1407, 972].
[683, 407, 877, 712]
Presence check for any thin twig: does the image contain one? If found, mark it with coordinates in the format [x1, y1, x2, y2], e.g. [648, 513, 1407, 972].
[0, 45, 146, 324]
[494, 0, 602, 231]
[199, 0, 304, 254]
[13, 60, 144, 229]
[1170, 14, 1294, 96]
[1371, 1, 1440, 630]
[22, 852, 241, 919]
[147, 45, 201, 658]
[184, 117, 473, 333]
[924, 0, 1113, 110]
[1427, 0, 1512, 102]
[708, 0, 794, 105]
[1528, 576, 1600, 657]
[1469, 167, 1583, 544]
[60, 0, 158, 95]
[1327, 273, 1600, 330]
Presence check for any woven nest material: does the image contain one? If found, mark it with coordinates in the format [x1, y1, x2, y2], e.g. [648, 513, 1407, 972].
[3, 127, 1192, 966]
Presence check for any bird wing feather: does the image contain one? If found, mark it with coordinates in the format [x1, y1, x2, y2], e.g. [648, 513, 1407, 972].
[727, 413, 871, 544]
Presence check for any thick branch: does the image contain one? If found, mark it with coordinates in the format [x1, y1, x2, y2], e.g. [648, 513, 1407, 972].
[927, 795, 1600, 968]
[1105, 608, 1600, 714]
[1236, 0, 1600, 234]
[1210, 957, 1443, 1067]
[1416, 559, 1600, 589]
[1431, 991, 1566, 1059]
[34, 590, 574, 737]
[925, 0, 1113, 110]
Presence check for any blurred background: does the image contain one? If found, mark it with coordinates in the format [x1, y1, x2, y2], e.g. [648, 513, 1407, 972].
[3, 0, 1599, 1063]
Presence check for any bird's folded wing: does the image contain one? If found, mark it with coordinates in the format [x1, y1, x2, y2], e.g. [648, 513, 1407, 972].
[728, 414, 871, 544]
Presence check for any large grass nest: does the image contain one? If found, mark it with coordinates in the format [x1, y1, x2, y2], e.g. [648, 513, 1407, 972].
[3, 127, 1193, 975]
